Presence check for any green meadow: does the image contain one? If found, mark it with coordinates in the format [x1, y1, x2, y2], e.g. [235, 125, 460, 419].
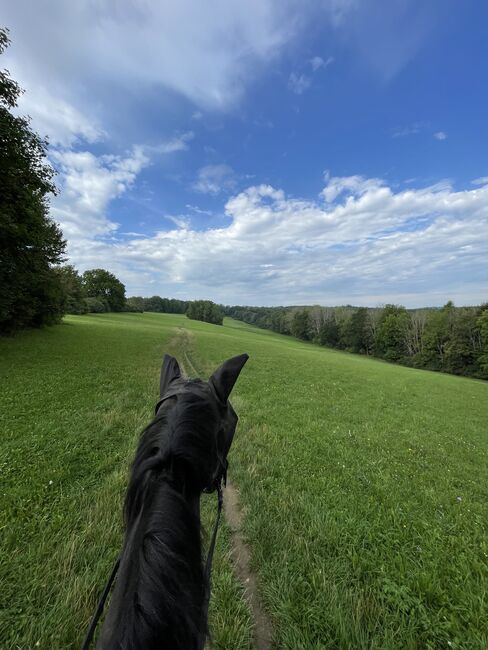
[1, 313, 487, 649]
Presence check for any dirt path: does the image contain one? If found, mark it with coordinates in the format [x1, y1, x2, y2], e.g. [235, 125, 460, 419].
[174, 330, 273, 649]
[223, 481, 273, 650]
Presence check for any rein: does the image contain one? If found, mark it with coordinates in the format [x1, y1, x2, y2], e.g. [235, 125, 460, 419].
[80, 556, 120, 650]
[80, 394, 226, 650]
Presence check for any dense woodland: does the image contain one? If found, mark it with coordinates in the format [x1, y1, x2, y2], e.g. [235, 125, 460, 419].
[186, 300, 223, 325]
[225, 302, 488, 380]
[125, 295, 188, 314]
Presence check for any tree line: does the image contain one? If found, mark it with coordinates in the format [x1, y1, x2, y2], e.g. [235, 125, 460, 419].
[224, 302, 488, 380]
[186, 300, 223, 325]
[125, 295, 188, 314]
[125, 296, 223, 325]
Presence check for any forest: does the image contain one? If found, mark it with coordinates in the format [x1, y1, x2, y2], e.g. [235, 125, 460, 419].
[225, 301, 488, 380]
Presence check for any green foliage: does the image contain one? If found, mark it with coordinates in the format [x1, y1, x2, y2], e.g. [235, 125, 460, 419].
[477, 306, 488, 376]
[343, 306, 372, 353]
[83, 296, 109, 313]
[186, 299, 224, 325]
[82, 269, 126, 312]
[141, 295, 188, 313]
[290, 309, 310, 340]
[0, 28, 66, 334]
[444, 307, 482, 375]
[421, 302, 455, 369]
[55, 265, 87, 314]
[227, 300, 488, 380]
[125, 296, 145, 312]
[375, 304, 409, 361]
[319, 313, 340, 347]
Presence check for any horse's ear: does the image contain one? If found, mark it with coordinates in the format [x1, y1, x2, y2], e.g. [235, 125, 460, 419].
[209, 354, 249, 404]
[160, 354, 181, 397]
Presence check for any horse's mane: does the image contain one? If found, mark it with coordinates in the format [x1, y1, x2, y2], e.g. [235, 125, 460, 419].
[99, 390, 219, 650]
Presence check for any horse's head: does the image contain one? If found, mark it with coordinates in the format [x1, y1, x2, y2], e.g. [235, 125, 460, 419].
[155, 353, 249, 493]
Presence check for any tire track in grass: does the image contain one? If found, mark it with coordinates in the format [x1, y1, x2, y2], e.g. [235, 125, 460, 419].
[175, 328, 273, 650]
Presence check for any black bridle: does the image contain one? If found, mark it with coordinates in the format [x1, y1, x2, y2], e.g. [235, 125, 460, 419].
[80, 391, 227, 650]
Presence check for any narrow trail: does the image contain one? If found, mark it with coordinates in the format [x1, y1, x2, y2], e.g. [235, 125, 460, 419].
[174, 329, 273, 650]
[223, 481, 273, 650]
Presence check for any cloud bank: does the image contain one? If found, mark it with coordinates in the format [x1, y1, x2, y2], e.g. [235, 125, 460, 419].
[53, 163, 488, 307]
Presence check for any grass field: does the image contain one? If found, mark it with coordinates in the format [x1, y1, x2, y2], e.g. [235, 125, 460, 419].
[1, 313, 488, 649]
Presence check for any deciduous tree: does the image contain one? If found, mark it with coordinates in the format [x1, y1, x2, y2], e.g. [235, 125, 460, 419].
[0, 28, 66, 334]
[82, 269, 126, 312]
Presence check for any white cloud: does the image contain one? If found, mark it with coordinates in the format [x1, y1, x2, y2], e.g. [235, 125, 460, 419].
[185, 204, 213, 216]
[310, 56, 325, 71]
[152, 132, 194, 154]
[309, 55, 334, 71]
[55, 171, 488, 307]
[472, 176, 488, 186]
[16, 84, 105, 146]
[3, 1, 297, 113]
[391, 122, 427, 138]
[288, 72, 311, 95]
[192, 164, 236, 195]
[50, 146, 150, 240]
[433, 131, 447, 140]
[321, 173, 385, 202]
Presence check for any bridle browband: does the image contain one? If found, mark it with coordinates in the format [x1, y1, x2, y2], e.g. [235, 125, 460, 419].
[80, 390, 227, 650]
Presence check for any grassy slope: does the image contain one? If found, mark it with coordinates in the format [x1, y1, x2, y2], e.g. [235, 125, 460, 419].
[1, 313, 487, 649]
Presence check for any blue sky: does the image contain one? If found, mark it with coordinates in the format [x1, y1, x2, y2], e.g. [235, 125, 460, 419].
[3, 0, 488, 306]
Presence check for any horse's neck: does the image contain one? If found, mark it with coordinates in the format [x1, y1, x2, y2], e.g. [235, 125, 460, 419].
[97, 481, 205, 650]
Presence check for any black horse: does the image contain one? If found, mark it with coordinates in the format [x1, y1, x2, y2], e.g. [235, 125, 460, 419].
[94, 352, 248, 650]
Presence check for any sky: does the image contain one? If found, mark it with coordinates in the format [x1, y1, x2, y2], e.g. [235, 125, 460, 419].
[3, 0, 488, 307]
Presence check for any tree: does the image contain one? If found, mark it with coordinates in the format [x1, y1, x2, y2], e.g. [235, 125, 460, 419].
[404, 310, 427, 359]
[55, 265, 86, 314]
[82, 269, 126, 312]
[0, 28, 66, 334]
[421, 302, 455, 369]
[126, 296, 145, 312]
[291, 309, 311, 340]
[319, 312, 340, 347]
[344, 307, 372, 353]
[444, 307, 481, 375]
[476, 305, 488, 377]
[375, 304, 409, 361]
[186, 300, 223, 325]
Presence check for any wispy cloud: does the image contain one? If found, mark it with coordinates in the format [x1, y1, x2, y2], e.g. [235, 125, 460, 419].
[472, 176, 488, 186]
[16, 85, 105, 147]
[153, 132, 194, 154]
[391, 121, 428, 138]
[192, 164, 236, 195]
[185, 204, 213, 216]
[3, 0, 299, 114]
[433, 131, 447, 140]
[288, 72, 311, 95]
[309, 55, 334, 71]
